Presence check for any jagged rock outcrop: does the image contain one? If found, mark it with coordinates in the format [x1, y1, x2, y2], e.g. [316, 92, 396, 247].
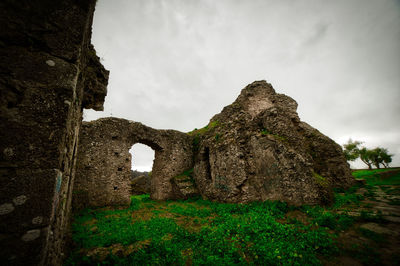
[73, 118, 194, 210]
[0, 0, 108, 264]
[192, 81, 355, 205]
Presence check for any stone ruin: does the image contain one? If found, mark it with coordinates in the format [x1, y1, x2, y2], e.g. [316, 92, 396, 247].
[0, 1, 355, 264]
[73, 119, 194, 209]
[74, 81, 355, 210]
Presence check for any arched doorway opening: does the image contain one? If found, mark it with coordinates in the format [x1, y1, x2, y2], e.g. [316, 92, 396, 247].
[129, 143, 155, 195]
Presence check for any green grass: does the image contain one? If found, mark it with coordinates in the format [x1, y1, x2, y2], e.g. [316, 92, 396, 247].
[67, 196, 339, 265]
[332, 186, 364, 209]
[67, 168, 399, 265]
[301, 205, 354, 231]
[352, 168, 400, 186]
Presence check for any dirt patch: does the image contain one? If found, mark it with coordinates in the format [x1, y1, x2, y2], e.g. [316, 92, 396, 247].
[174, 216, 215, 233]
[279, 210, 310, 225]
[83, 240, 152, 262]
[131, 208, 155, 222]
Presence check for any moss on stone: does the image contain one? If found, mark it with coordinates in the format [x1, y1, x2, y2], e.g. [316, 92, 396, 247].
[260, 128, 288, 142]
[187, 120, 219, 136]
[174, 168, 194, 182]
[313, 171, 328, 187]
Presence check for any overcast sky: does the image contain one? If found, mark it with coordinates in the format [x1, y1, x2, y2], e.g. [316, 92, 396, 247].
[86, 0, 400, 171]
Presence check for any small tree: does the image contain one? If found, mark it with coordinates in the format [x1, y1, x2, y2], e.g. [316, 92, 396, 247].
[343, 139, 394, 169]
[382, 152, 392, 168]
[343, 139, 362, 161]
[358, 147, 374, 170]
[371, 147, 393, 168]
[369, 148, 383, 169]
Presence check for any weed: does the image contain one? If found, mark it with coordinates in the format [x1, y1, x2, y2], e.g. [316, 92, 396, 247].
[260, 128, 270, 135]
[332, 189, 364, 209]
[302, 205, 354, 231]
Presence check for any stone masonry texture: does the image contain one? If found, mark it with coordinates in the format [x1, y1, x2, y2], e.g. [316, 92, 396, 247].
[0, 0, 108, 265]
[76, 81, 355, 209]
[73, 118, 194, 210]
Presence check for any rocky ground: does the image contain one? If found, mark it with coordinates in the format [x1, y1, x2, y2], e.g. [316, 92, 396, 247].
[327, 169, 400, 265]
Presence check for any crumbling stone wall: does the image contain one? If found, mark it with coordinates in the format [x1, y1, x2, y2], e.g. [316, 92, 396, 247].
[0, 0, 108, 265]
[73, 118, 194, 210]
[75, 82, 355, 209]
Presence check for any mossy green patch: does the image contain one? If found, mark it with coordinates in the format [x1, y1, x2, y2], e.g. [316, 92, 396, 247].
[188, 120, 219, 136]
[173, 168, 194, 181]
[312, 171, 328, 187]
[260, 128, 288, 142]
[188, 121, 220, 152]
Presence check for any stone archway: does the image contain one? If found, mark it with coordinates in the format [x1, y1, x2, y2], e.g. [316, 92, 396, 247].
[73, 117, 194, 209]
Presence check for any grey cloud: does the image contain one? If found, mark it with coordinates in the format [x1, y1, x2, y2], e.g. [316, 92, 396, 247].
[303, 23, 329, 46]
[87, 0, 400, 170]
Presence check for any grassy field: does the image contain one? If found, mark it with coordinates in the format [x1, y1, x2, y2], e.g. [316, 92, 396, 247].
[66, 168, 400, 265]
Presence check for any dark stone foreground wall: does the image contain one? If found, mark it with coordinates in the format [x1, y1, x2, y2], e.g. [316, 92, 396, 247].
[0, 0, 108, 265]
